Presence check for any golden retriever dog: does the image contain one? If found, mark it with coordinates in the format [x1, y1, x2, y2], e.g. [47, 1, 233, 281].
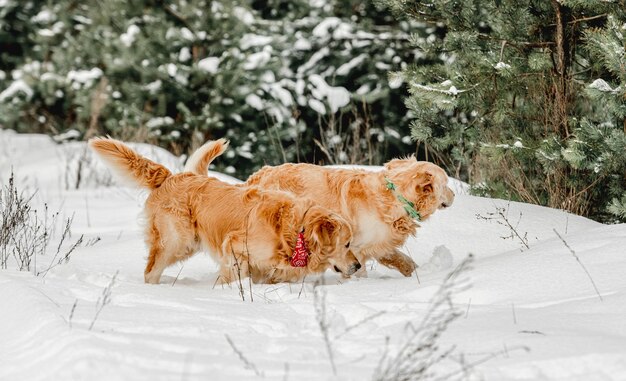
[186, 141, 455, 277]
[89, 138, 360, 284]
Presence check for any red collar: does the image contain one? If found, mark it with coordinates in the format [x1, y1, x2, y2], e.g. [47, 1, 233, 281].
[290, 232, 309, 267]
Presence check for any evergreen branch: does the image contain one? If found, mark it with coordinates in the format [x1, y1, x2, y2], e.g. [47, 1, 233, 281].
[163, 5, 198, 38]
[569, 14, 608, 25]
[477, 34, 555, 48]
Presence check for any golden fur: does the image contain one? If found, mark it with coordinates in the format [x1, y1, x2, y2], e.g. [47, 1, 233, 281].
[89, 138, 360, 284]
[187, 141, 455, 277]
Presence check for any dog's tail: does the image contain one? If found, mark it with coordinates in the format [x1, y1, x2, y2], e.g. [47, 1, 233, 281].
[88, 138, 172, 189]
[183, 138, 229, 175]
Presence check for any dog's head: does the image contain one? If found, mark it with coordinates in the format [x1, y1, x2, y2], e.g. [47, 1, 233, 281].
[302, 206, 361, 276]
[384, 157, 455, 220]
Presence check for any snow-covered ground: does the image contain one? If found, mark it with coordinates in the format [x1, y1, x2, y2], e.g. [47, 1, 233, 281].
[1, 130, 625, 381]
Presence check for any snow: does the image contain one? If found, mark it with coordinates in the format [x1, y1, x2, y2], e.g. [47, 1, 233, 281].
[494, 61, 511, 70]
[233, 6, 255, 25]
[312, 17, 342, 39]
[166, 63, 177, 77]
[307, 98, 326, 114]
[178, 47, 191, 62]
[120, 25, 140, 47]
[268, 83, 293, 107]
[293, 38, 312, 51]
[67, 68, 103, 86]
[37, 21, 64, 37]
[412, 81, 464, 96]
[240, 34, 273, 50]
[589, 78, 616, 93]
[197, 57, 220, 74]
[245, 94, 264, 110]
[32, 9, 55, 24]
[143, 79, 162, 94]
[0, 80, 34, 102]
[309, 74, 351, 113]
[243, 50, 272, 71]
[145, 116, 174, 129]
[297, 47, 329, 74]
[180, 27, 194, 41]
[335, 54, 367, 76]
[72, 15, 92, 25]
[1, 131, 626, 380]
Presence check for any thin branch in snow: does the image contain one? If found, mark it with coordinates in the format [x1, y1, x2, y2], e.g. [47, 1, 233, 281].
[512, 303, 517, 325]
[89, 271, 118, 331]
[282, 362, 289, 381]
[476, 202, 529, 250]
[333, 311, 386, 341]
[229, 243, 246, 302]
[172, 263, 184, 287]
[313, 278, 337, 375]
[372, 254, 474, 381]
[68, 299, 78, 329]
[519, 330, 545, 335]
[225, 334, 264, 377]
[244, 211, 253, 302]
[553, 229, 603, 302]
[297, 274, 307, 299]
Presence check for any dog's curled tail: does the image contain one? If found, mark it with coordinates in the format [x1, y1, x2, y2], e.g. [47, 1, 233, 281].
[88, 138, 172, 189]
[184, 138, 229, 175]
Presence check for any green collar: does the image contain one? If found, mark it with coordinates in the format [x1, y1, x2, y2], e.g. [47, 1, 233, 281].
[385, 178, 421, 221]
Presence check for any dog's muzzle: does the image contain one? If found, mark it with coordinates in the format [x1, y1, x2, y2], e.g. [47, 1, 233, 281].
[334, 262, 361, 275]
[347, 262, 361, 275]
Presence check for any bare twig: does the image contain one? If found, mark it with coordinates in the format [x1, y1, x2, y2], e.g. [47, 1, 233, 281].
[282, 363, 289, 381]
[334, 311, 386, 340]
[313, 279, 337, 375]
[172, 263, 184, 287]
[512, 303, 517, 325]
[225, 334, 264, 377]
[476, 203, 529, 250]
[68, 299, 78, 329]
[244, 211, 253, 302]
[40, 213, 83, 277]
[553, 229, 603, 302]
[372, 255, 474, 381]
[89, 271, 118, 330]
[229, 243, 246, 302]
[519, 330, 545, 335]
[297, 274, 307, 299]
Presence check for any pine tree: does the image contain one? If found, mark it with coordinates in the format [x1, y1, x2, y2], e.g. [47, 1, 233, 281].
[379, 0, 626, 222]
[0, 0, 427, 177]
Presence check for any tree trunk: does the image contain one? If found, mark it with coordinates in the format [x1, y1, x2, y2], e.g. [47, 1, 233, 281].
[552, 0, 571, 137]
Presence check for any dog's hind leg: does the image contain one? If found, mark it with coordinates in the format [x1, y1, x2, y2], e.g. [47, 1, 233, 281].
[217, 232, 251, 285]
[144, 244, 167, 284]
[144, 215, 195, 284]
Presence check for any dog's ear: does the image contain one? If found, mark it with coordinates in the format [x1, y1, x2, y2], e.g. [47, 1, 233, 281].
[266, 202, 294, 233]
[414, 171, 434, 193]
[384, 156, 415, 172]
[243, 187, 262, 203]
[310, 214, 341, 248]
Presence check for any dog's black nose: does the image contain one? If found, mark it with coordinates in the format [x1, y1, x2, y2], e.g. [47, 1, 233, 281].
[346, 262, 361, 275]
[334, 265, 341, 273]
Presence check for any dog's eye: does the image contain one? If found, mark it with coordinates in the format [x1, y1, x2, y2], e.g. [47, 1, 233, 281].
[345, 242, 350, 248]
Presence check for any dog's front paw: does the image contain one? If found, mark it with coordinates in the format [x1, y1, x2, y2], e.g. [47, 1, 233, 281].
[379, 252, 417, 277]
